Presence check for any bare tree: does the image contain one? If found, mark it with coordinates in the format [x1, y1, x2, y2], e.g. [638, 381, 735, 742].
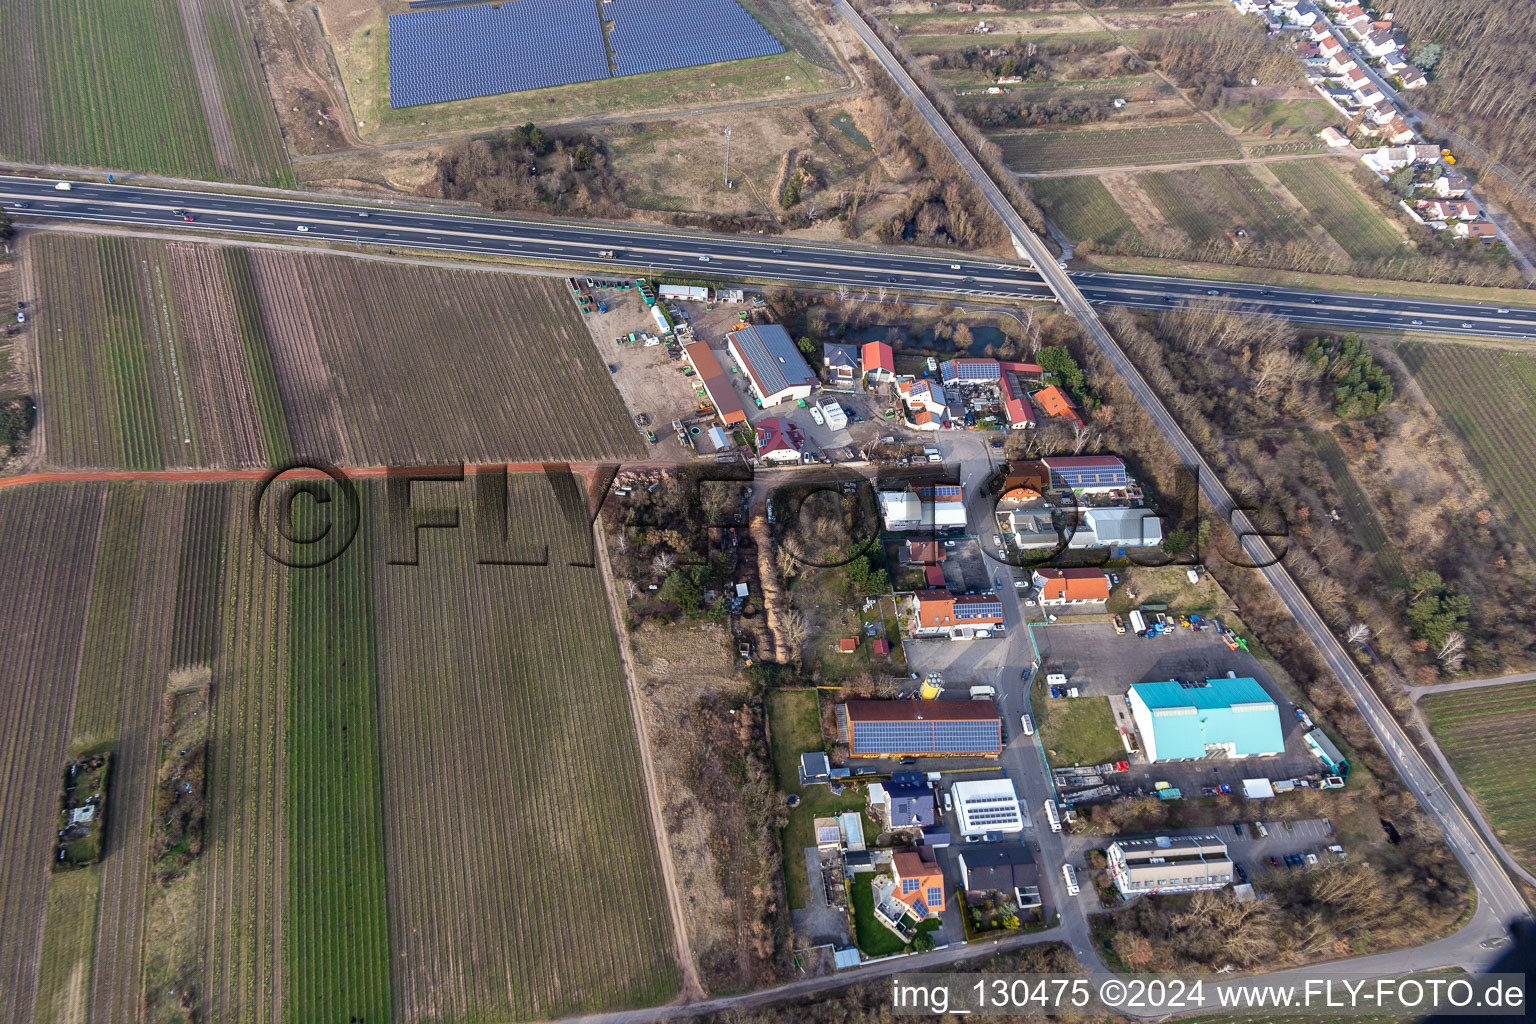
[651, 551, 676, 576]
[1436, 631, 1466, 672]
[623, 579, 639, 601]
[775, 545, 801, 582]
[1346, 622, 1371, 645]
[780, 608, 811, 666]
[1070, 420, 1094, 455]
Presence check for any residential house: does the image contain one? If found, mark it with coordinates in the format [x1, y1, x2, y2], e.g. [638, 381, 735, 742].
[1319, 36, 1345, 62]
[1362, 27, 1398, 57]
[891, 849, 946, 921]
[1421, 198, 1478, 221]
[1289, 0, 1321, 26]
[1336, 3, 1370, 35]
[822, 343, 859, 388]
[862, 340, 896, 383]
[1318, 126, 1349, 147]
[899, 378, 948, 429]
[1067, 506, 1163, 549]
[1031, 385, 1082, 426]
[871, 773, 937, 828]
[1107, 835, 1234, 896]
[1033, 568, 1111, 606]
[958, 845, 1043, 909]
[1308, 19, 1335, 42]
[910, 589, 1004, 638]
[753, 417, 803, 464]
[1041, 455, 1127, 492]
[1382, 116, 1414, 144]
[1454, 219, 1498, 242]
[1361, 144, 1439, 177]
[726, 323, 817, 407]
[1382, 48, 1408, 71]
[1399, 65, 1427, 89]
[879, 481, 966, 531]
[939, 358, 1043, 429]
[1434, 173, 1470, 197]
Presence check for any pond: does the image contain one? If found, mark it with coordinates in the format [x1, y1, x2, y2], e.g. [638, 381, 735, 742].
[835, 323, 1011, 356]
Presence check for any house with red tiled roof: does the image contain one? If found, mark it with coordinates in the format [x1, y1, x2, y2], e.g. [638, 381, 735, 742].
[1031, 385, 1082, 426]
[892, 849, 946, 920]
[1033, 568, 1111, 606]
[901, 540, 947, 564]
[1454, 219, 1498, 241]
[861, 341, 895, 383]
[911, 589, 1004, 637]
[1421, 198, 1478, 221]
[753, 417, 803, 463]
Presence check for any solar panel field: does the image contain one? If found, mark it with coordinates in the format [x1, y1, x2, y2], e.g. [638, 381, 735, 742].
[27, 233, 645, 471]
[386, 0, 787, 107]
[0, 0, 291, 184]
[388, 0, 611, 107]
[610, 0, 785, 77]
[0, 478, 682, 1022]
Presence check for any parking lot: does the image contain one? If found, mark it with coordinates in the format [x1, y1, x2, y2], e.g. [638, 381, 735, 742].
[1033, 621, 1322, 790]
[1064, 817, 1341, 886]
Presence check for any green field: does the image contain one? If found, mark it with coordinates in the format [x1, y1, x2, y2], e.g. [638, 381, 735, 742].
[1215, 97, 1336, 140]
[1397, 343, 1536, 555]
[1423, 682, 1536, 872]
[996, 120, 1239, 173]
[30, 233, 646, 470]
[1271, 159, 1406, 261]
[1030, 676, 1125, 767]
[1031, 176, 1144, 248]
[0, 0, 290, 184]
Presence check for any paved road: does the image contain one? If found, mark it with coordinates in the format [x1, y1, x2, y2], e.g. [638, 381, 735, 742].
[5, 174, 1536, 338]
[838, 0, 1531, 979]
[1411, 672, 1536, 700]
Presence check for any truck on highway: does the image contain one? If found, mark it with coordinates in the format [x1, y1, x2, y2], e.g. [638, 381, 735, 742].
[597, 249, 615, 258]
[54, 181, 71, 191]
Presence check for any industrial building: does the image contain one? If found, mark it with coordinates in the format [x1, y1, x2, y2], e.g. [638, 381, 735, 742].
[683, 342, 748, 426]
[1127, 678, 1286, 763]
[727, 323, 816, 407]
[951, 777, 1024, 836]
[1042, 455, 1127, 492]
[879, 488, 967, 532]
[958, 845, 1042, 908]
[839, 700, 1003, 758]
[911, 590, 1004, 638]
[1067, 507, 1163, 549]
[1106, 835, 1234, 896]
[1304, 728, 1350, 777]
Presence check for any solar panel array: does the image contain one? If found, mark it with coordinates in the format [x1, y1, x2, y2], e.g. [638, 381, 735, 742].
[850, 720, 1001, 755]
[608, 0, 785, 76]
[388, 0, 611, 108]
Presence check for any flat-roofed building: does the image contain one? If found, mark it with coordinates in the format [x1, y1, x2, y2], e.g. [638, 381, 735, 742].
[958, 844, 1042, 908]
[1107, 835, 1233, 896]
[1128, 678, 1285, 763]
[951, 777, 1024, 836]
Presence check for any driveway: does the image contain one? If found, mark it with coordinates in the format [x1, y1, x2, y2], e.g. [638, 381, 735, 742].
[791, 847, 851, 947]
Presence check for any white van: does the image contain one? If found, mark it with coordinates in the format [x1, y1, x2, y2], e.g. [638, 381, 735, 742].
[54, 181, 72, 191]
[1062, 862, 1080, 896]
[1255, 821, 1269, 839]
[1020, 714, 1034, 736]
[808, 404, 824, 426]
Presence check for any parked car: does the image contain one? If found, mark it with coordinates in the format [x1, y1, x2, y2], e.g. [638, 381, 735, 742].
[1233, 822, 1244, 837]
[1235, 863, 1248, 883]
[1270, 856, 1281, 868]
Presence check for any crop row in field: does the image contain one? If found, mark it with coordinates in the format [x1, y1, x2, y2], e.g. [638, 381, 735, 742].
[0, 486, 105, 1024]
[30, 234, 645, 471]
[1304, 430, 1405, 583]
[994, 120, 1238, 173]
[1030, 175, 1144, 248]
[376, 475, 679, 1021]
[3, 479, 679, 1023]
[1422, 682, 1536, 872]
[1271, 159, 1406, 261]
[0, 0, 289, 184]
[1397, 344, 1536, 556]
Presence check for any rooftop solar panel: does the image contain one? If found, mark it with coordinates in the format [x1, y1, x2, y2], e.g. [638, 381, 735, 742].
[607, 0, 785, 77]
[388, 0, 612, 108]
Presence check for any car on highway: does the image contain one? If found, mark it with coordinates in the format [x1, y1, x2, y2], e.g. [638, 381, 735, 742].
[182, 213, 194, 221]
[1206, 289, 1220, 295]
[296, 225, 309, 232]
[1462, 322, 1474, 327]
[357, 211, 369, 217]
[950, 263, 962, 270]
[772, 248, 784, 254]
[1309, 298, 1321, 304]
[698, 255, 710, 262]
[1412, 319, 1423, 325]
[1497, 307, 1510, 313]
[54, 181, 71, 191]
[1259, 289, 1270, 296]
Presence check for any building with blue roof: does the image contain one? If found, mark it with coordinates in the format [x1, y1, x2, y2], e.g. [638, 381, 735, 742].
[1127, 678, 1285, 763]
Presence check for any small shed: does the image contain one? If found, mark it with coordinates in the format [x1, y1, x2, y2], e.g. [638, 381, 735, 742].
[838, 637, 859, 653]
[1242, 778, 1276, 800]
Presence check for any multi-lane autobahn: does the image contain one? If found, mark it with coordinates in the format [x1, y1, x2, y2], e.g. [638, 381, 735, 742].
[5, 173, 1535, 338]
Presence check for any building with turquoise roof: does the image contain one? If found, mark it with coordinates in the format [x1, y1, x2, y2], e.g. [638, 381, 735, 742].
[1127, 678, 1285, 763]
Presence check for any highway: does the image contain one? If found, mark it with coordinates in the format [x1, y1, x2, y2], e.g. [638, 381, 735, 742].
[5, 174, 1536, 339]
